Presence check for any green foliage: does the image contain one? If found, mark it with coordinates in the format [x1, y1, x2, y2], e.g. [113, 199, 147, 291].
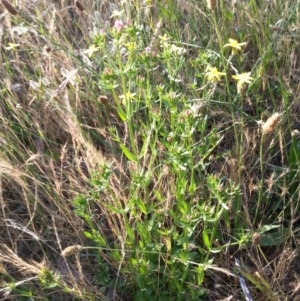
[1, 0, 300, 300]
[288, 134, 300, 191]
[39, 269, 59, 290]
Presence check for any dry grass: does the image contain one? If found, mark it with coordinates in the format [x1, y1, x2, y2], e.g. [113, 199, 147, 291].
[0, 0, 300, 300]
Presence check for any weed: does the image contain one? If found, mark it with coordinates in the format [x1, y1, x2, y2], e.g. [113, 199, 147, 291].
[0, 0, 300, 300]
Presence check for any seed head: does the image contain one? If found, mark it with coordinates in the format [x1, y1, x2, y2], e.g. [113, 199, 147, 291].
[98, 95, 108, 105]
[1, 0, 18, 15]
[44, 45, 52, 53]
[61, 245, 83, 257]
[75, 1, 84, 12]
[207, 0, 216, 9]
[252, 232, 261, 246]
[292, 129, 300, 137]
[262, 113, 281, 135]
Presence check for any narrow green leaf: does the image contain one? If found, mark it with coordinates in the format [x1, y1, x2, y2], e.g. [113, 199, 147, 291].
[125, 222, 135, 242]
[260, 228, 289, 246]
[196, 266, 205, 284]
[260, 224, 280, 233]
[135, 198, 147, 214]
[84, 231, 93, 239]
[120, 143, 137, 162]
[118, 109, 127, 121]
[202, 230, 211, 250]
[106, 203, 124, 214]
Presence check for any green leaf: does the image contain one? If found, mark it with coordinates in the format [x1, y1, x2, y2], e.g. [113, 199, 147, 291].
[84, 231, 93, 239]
[259, 224, 280, 233]
[120, 143, 137, 162]
[189, 170, 196, 194]
[260, 228, 289, 246]
[106, 203, 125, 214]
[210, 247, 222, 253]
[202, 230, 210, 250]
[118, 109, 127, 121]
[195, 265, 205, 284]
[288, 136, 300, 168]
[125, 222, 135, 242]
[135, 198, 147, 214]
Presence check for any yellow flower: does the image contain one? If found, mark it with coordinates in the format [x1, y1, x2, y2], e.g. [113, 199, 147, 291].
[232, 72, 254, 92]
[205, 67, 226, 82]
[124, 42, 136, 52]
[119, 91, 136, 105]
[169, 44, 186, 55]
[5, 43, 20, 50]
[159, 34, 170, 43]
[83, 44, 99, 57]
[159, 34, 170, 48]
[223, 38, 246, 54]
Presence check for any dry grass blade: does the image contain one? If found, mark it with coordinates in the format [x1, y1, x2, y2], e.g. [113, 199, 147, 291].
[1, 0, 18, 15]
[235, 258, 254, 301]
[51, 69, 78, 98]
[0, 243, 41, 275]
[4, 219, 42, 241]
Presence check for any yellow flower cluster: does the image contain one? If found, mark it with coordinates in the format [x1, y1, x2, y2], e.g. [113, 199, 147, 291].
[204, 38, 254, 92]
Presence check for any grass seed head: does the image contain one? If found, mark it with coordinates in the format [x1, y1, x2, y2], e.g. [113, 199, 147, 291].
[98, 95, 108, 105]
[292, 129, 300, 137]
[44, 45, 52, 53]
[262, 112, 281, 135]
[1, 0, 18, 15]
[207, 0, 216, 9]
[252, 232, 261, 245]
[75, 1, 84, 12]
[61, 245, 83, 257]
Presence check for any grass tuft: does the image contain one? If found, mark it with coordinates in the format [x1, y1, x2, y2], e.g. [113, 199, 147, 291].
[0, 0, 300, 300]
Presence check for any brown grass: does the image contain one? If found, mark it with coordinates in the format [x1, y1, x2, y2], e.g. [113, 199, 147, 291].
[0, 0, 300, 300]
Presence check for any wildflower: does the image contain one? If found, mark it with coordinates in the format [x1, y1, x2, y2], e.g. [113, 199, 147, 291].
[114, 20, 124, 32]
[29, 80, 41, 91]
[205, 67, 226, 82]
[119, 91, 136, 105]
[124, 42, 136, 52]
[5, 43, 19, 50]
[232, 72, 253, 92]
[223, 38, 246, 54]
[60, 67, 79, 86]
[82, 44, 99, 57]
[145, 46, 152, 54]
[169, 44, 186, 55]
[110, 9, 124, 18]
[159, 34, 170, 48]
[144, 47, 156, 56]
[159, 34, 170, 43]
[99, 29, 105, 36]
